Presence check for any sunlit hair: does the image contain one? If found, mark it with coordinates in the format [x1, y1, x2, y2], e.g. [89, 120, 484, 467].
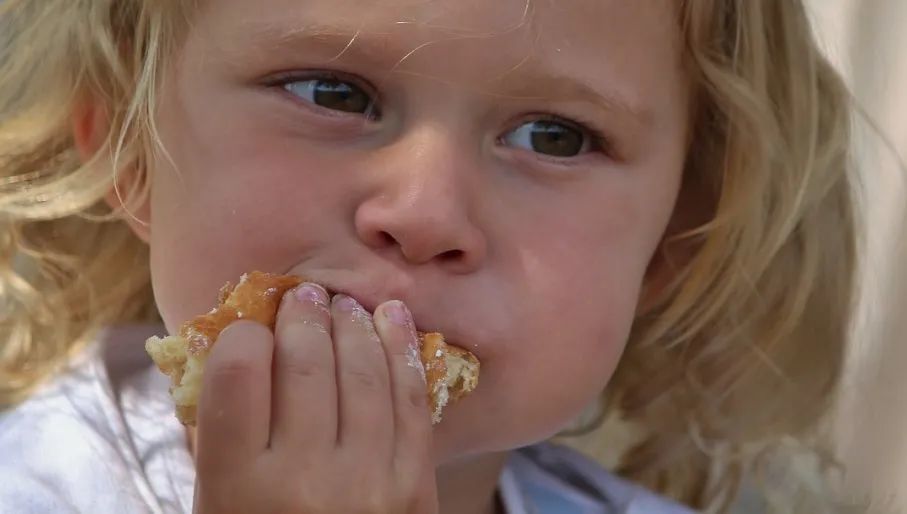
[0, 1, 856, 512]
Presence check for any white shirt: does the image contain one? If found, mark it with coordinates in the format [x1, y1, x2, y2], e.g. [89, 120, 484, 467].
[0, 325, 694, 514]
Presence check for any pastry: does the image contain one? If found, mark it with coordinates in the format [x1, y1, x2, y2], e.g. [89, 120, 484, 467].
[145, 271, 480, 426]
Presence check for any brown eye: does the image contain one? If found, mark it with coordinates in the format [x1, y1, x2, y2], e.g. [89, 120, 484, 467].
[502, 119, 590, 157]
[285, 78, 376, 116]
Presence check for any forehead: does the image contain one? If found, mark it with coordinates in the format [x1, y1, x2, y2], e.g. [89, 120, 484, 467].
[195, 0, 678, 36]
[191, 0, 683, 79]
[184, 0, 686, 129]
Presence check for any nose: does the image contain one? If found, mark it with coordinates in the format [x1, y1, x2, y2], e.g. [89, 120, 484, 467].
[354, 125, 487, 273]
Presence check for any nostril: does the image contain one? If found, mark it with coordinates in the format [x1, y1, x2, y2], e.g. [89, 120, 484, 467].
[378, 231, 396, 246]
[439, 249, 464, 261]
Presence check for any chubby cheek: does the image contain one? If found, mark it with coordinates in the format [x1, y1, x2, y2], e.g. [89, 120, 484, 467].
[506, 313, 628, 442]
[436, 234, 648, 458]
[435, 294, 631, 461]
[147, 181, 250, 336]
[147, 68, 366, 332]
[146, 144, 341, 335]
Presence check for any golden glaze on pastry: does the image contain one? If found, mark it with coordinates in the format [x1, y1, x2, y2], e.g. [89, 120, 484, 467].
[146, 271, 480, 425]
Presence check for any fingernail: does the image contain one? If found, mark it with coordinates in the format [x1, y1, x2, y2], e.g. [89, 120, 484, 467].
[295, 282, 328, 305]
[383, 300, 411, 326]
[332, 294, 358, 312]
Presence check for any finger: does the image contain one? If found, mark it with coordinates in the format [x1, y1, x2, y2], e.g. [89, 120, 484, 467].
[269, 282, 338, 452]
[331, 294, 394, 452]
[373, 301, 433, 469]
[408, 470, 440, 514]
[196, 321, 273, 474]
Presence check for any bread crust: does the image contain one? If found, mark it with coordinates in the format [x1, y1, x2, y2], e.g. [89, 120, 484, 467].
[146, 271, 479, 425]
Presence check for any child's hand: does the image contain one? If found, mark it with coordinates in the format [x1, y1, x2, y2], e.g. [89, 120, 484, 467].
[192, 283, 438, 514]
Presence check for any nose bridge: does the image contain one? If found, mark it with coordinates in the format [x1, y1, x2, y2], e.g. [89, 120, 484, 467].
[385, 120, 473, 215]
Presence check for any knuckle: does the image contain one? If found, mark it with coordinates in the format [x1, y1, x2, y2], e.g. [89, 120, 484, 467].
[344, 368, 386, 391]
[278, 350, 324, 379]
[209, 354, 259, 380]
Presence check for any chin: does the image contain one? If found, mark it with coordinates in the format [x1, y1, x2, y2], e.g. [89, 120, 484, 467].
[430, 399, 574, 465]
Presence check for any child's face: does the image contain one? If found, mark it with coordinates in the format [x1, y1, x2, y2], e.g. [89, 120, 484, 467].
[146, 0, 689, 461]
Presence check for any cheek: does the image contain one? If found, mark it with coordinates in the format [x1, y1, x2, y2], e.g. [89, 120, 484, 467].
[144, 114, 347, 332]
[472, 186, 667, 441]
[522, 246, 640, 407]
[446, 225, 651, 451]
[442, 288, 630, 456]
[509, 191, 657, 338]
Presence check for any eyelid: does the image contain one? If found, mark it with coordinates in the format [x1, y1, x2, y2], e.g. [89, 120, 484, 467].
[504, 113, 617, 159]
[264, 69, 378, 95]
[263, 69, 382, 117]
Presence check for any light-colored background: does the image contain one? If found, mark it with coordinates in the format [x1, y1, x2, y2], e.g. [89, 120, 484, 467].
[807, 0, 907, 511]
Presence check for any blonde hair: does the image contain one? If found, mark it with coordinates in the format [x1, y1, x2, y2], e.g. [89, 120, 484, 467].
[0, 0, 189, 403]
[0, 1, 857, 512]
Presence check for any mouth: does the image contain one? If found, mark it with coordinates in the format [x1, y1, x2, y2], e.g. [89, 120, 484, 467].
[309, 279, 480, 358]
[281, 263, 487, 359]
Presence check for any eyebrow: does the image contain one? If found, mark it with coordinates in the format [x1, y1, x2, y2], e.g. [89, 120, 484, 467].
[223, 20, 653, 129]
[223, 21, 401, 65]
[482, 70, 653, 129]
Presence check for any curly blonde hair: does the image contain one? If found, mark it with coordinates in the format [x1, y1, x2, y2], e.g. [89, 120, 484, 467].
[0, 1, 856, 512]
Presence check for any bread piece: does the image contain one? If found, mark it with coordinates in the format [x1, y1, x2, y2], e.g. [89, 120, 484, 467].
[145, 271, 479, 426]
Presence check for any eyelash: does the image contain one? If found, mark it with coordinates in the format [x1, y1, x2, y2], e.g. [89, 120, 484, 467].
[266, 70, 374, 92]
[263, 70, 618, 160]
[265, 70, 382, 118]
[507, 113, 617, 160]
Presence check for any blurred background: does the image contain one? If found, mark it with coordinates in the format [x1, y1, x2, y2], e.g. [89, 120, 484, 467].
[808, 0, 907, 511]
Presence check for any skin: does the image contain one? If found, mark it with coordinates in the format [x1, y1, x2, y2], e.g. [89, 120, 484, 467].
[80, 0, 691, 512]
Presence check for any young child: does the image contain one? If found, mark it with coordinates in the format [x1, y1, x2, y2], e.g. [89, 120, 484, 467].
[0, 1, 857, 513]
